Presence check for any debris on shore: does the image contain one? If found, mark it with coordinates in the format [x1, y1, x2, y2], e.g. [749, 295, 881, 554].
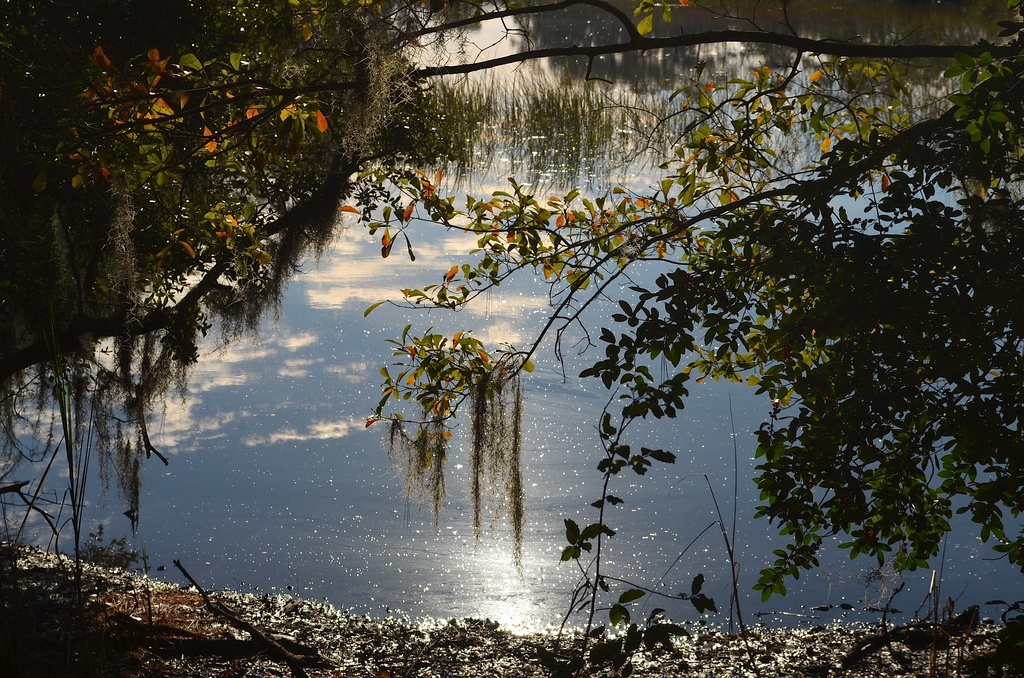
[0, 544, 1011, 677]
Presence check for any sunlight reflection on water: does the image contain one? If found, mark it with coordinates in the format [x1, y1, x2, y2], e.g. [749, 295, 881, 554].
[39, 4, 1019, 632]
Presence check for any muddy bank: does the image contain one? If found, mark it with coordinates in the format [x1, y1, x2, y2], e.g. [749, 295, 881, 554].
[0, 544, 1013, 677]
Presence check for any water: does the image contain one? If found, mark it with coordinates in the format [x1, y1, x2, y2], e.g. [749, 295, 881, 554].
[82, 218, 1017, 634]
[15, 0, 1024, 635]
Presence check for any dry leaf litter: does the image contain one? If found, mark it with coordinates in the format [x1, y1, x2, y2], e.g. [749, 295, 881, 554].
[0, 543, 1012, 677]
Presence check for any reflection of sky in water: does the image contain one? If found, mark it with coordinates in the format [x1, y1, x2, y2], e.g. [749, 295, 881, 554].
[92, 218, 1020, 634]
[69, 4, 1023, 626]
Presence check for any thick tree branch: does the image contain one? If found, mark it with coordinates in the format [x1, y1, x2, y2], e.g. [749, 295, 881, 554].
[400, 0, 641, 44]
[0, 480, 30, 495]
[0, 154, 364, 385]
[410, 30, 1015, 80]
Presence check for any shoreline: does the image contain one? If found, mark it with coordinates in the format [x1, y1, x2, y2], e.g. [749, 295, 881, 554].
[0, 543, 1012, 677]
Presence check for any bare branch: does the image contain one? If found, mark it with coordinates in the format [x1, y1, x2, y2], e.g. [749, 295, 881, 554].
[411, 30, 1009, 80]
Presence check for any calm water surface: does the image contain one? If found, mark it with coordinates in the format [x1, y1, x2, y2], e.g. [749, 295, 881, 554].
[117, 218, 1021, 633]
[36, 0, 1024, 634]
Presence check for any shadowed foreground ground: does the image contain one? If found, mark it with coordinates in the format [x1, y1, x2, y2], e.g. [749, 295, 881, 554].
[0, 544, 1017, 677]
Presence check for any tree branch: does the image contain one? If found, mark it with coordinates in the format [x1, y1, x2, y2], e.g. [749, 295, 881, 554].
[172, 559, 326, 677]
[0, 154, 364, 385]
[400, 0, 641, 44]
[411, 30, 1013, 80]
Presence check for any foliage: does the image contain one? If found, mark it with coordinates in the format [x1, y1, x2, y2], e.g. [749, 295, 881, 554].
[5, 0, 1024, 669]
[366, 0, 1024, 640]
[0, 0, 454, 516]
[543, 422, 705, 674]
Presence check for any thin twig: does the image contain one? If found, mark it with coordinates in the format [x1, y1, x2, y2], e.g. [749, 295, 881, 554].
[172, 559, 323, 677]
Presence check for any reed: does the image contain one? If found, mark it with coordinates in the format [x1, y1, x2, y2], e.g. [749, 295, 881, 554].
[431, 74, 689, 190]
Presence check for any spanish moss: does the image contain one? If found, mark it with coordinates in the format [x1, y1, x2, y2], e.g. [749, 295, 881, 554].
[386, 418, 448, 527]
[468, 365, 525, 567]
[384, 365, 525, 564]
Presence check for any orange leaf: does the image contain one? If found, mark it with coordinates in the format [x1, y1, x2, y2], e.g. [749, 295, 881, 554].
[881, 174, 891, 191]
[452, 331, 463, 345]
[444, 265, 458, 284]
[179, 241, 196, 259]
[246, 105, 259, 120]
[820, 136, 832, 153]
[809, 70, 824, 83]
[403, 202, 415, 223]
[315, 109, 328, 132]
[338, 205, 360, 214]
[91, 45, 112, 70]
[365, 417, 379, 428]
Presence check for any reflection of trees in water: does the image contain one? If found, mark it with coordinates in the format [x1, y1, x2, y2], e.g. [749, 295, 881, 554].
[434, 1, 1010, 191]
[435, 73, 707, 190]
[436, 75, 643, 189]
[516, 0, 1006, 85]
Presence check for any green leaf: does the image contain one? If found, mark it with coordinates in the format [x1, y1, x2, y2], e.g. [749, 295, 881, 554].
[229, 52, 242, 71]
[645, 448, 676, 464]
[178, 53, 203, 71]
[564, 518, 580, 544]
[364, 301, 386, 317]
[637, 13, 654, 35]
[954, 52, 975, 70]
[32, 170, 47, 193]
[618, 588, 645, 604]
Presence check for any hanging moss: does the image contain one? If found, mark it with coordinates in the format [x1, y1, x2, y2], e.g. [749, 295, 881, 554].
[385, 418, 448, 526]
[385, 363, 526, 564]
[468, 365, 526, 566]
